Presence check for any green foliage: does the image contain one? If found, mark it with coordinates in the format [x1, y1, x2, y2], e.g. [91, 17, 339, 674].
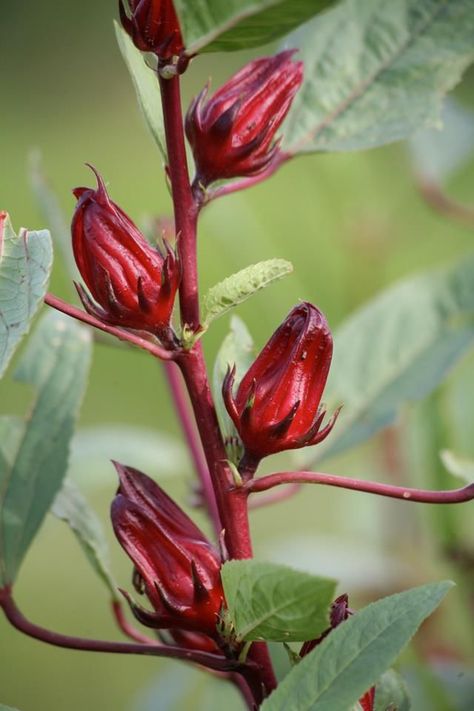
[261, 581, 453, 711]
[374, 669, 411, 711]
[303, 253, 474, 465]
[174, 0, 334, 54]
[283, 0, 474, 155]
[203, 259, 292, 329]
[0, 311, 92, 587]
[114, 22, 166, 161]
[213, 316, 254, 460]
[221, 560, 336, 642]
[0, 705, 20, 711]
[51, 479, 116, 598]
[0, 213, 52, 379]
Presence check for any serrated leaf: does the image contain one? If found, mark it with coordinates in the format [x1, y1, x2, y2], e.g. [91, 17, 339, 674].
[282, 0, 474, 155]
[303, 253, 474, 465]
[375, 669, 411, 711]
[0, 212, 53, 379]
[174, 0, 334, 54]
[0, 311, 92, 587]
[221, 560, 336, 642]
[114, 21, 166, 161]
[203, 259, 292, 328]
[261, 581, 453, 711]
[440, 450, 474, 484]
[51, 479, 117, 598]
[212, 316, 254, 461]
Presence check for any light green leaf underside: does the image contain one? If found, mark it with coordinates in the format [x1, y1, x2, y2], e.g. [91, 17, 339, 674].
[52, 479, 117, 598]
[303, 253, 474, 465]
[282, 0, 474, 155]
[0, 213, 52, 379]
[221, 560, 336, 642]
[261, 581, 453, 711]
[114, 21, 167, 161]
[0, 311, 92, 586]
[174, 0, 334, 54]
[203, 259, 292, 328]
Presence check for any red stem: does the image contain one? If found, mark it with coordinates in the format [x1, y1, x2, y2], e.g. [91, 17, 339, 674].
[44, 293, 174, 361]
[162, 360, 221, 534]
[158, 73, 200, 330]
[0, 589, 245, 673]
[245, 470, 474, 504]
[158, 72, 277, 699]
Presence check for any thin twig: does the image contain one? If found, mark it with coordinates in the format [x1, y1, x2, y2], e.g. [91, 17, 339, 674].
[44, 293, 176, 361]
[245, 470, 474, 504]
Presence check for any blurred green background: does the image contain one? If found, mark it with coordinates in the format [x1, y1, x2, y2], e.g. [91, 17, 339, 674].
[1, 1, 474, 710]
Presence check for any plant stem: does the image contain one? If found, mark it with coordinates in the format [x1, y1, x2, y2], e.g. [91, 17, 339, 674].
[0, 588, 245, 672]
[159, 72, 277, 700]
[44, 293, 175, 361]
[245, 470, 474, 504]
[158, 72, 199, 331]
[111, 599, 156, 644]
[162, 360, 221, 533]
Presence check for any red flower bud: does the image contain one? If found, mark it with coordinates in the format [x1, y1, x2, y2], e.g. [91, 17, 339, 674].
[223, 302, 339, 463]
[71, 167, 179, 335]
[300, 594, 375, 711]
[110, 463, 225, 638]
[119, 0, 184, 59]
[185, 51, 303, 185]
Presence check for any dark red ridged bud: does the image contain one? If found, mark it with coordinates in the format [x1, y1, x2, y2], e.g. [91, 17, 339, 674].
[119, 0, 184, 59]
[111, 463, 225, 638]
[300, 594, 375, 711]
[71, 167, 179, 336]
[185, 51, 303, 185]
[223, 302, 340, 464]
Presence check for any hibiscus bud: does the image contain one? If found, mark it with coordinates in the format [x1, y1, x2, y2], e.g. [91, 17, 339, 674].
[111, 463, 225, 638]
[185, 50, 303, 186]
[119, 0, 184, 59]
[223, 302, 340, 465]
[72, 166, 179, 336]
[300, 594, 375, 711]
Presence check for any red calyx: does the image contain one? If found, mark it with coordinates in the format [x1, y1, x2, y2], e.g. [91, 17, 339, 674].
[223, 302, 340, 464]
[110, 463, 225, 638]
[71, 166, 180, 336]
[119, 0, 184, 59]
[300, 594, 376, 711]
[185, 50, 303, 185]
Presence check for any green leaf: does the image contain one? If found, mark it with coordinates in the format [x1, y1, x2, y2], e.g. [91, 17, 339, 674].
[51, 479, 117, 598]
[0, 705, 20, 711]
[203, 259, 292, 329]
[375, 670, 411, 711]
[282, 0, 474, 155]
[0, 311, 92, 587]
[261, 581, 453, 711]
[212, 316, 254, 461]
[174, 0, 334, 54]
[303, 253, 474, 465]
[221, 560, 336, 642]
[0, 212, 53, 379]
[440, 450, 474, 484]
[114, 21, 166, 161]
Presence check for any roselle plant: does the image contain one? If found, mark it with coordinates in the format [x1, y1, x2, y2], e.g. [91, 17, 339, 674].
[1, 1, 474, 709]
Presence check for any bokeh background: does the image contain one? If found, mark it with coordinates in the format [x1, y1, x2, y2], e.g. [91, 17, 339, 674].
[1, 1, 474, 709]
